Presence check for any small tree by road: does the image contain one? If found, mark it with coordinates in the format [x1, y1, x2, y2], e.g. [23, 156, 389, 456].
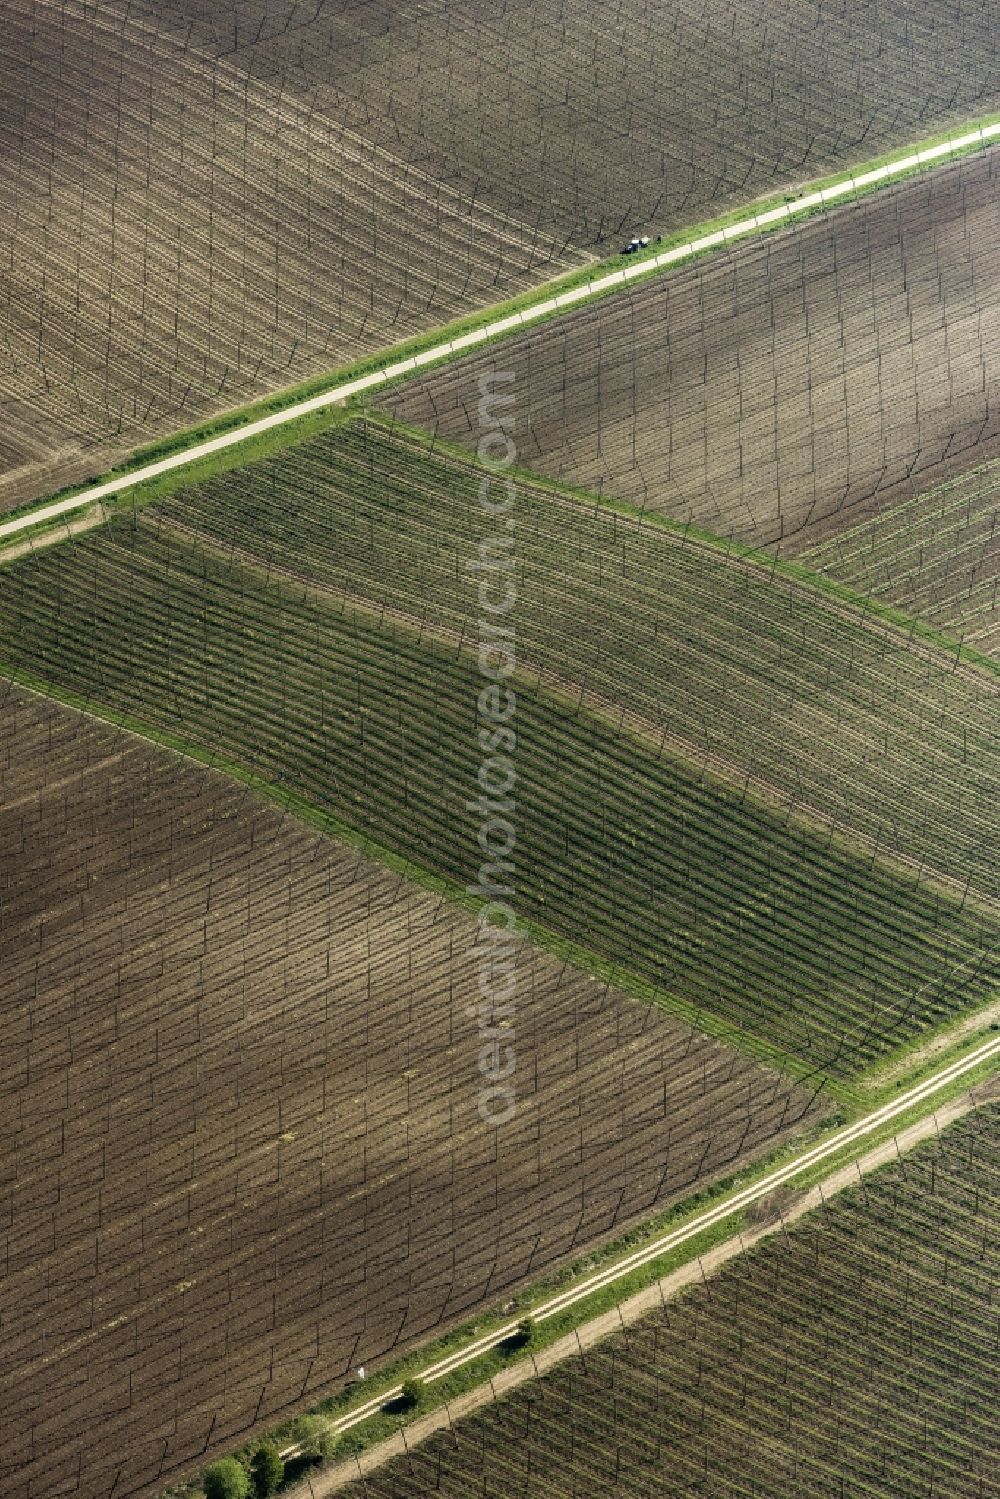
[400, 1377, 426, 1410]
[250, 1443, 284, 1498]
[202, 1459, 250, 1499]
[294, 1414, 339, 1462]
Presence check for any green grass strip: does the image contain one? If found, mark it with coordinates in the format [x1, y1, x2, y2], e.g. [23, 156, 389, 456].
[1, 652, 852, 1099]
[157, 1034, 998, 1497]
[6, 111, 1000, 545]
[373, 411, 1000, 685]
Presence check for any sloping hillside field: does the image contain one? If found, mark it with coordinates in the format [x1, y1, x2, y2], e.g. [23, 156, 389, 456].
[0, 0, 585, 513]
[382, 151, 1000, 553]
[139, 0, 1000, 248]
[0, 685, 818, 1499]
[337, 1101, 1000, 1498]
[803, 454, 1000, 656]
[1, 420, 996, 1080]
[3, 7, 1000, 1494]
[155, 419, 1000, 909]
[4, 0, 1000, 512]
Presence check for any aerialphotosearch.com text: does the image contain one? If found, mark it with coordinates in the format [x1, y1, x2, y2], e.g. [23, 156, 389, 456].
[466, 370, 519, 1127]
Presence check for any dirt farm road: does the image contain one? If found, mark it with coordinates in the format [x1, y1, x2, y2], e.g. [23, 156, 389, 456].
[285, 1028, 1000, 1464]
[297, 1071, 1000, 1494]
[2, 122, 999, 551]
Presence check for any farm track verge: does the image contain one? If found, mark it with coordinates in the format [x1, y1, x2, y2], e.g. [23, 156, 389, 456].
[325, 1085, 1000, 1497]
[384, 144, 1000, 566]
[249, 1042, 1000, 1491]
[1, 684, 821, 1499]
[3, 117, 999, 548]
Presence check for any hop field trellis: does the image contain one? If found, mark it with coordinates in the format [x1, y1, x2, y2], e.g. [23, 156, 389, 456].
[4, 0, 1000, 516]
[0, 685, 820, 1499]
[161, 417, 1000, 908]
[136, 0, 1000, 247]
[338, 1100, 1000, 1498]
[804, 454, 1000, 656]
[383, 149, 1000, 555]
[4, 8, 1000, 1497]
[1, 440, 998, 1078]
[0, 0, 584, 514]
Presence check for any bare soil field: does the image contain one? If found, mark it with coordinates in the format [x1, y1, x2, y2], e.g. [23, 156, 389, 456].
[0, 685, 819, 1499]
[336, 1102, 1000, 1497]
[141, 0, 1000, 252]
[383, 150, 1000, 553]
[803, 454, 1000, 655]
[4, 0, 1000, 516]
[0, 0, 585, 514]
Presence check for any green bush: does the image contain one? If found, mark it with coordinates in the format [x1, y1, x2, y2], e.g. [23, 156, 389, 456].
[293, 1414, 339, 1462]
[400, 1377, 426, 1410]
[517, 1316, 536, 1346]
[250, 1444, 284, 1498]
[203, 1459, 251, 1499]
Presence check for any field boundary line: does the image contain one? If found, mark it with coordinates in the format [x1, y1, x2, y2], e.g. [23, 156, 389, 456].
[5, 649, 997, 1098]
[3, 118, 1000, 550]
[0, 666, 843, 1094]
[289, 1074, 997, 1494]
[281, 1034, 1000, 1460]
[370, 412, 1000, 686]
[157, 503, 1000, 922]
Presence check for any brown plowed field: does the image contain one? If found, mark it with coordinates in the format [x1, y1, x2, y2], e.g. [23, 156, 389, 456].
[4, 0, 1000, 514]
[0, 0, 584, 514]
[151, 0, 1000, 251]
[0, 685, 819, 1499]
[383, 150, 1000, 553]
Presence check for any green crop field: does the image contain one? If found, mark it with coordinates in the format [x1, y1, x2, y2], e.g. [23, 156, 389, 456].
[1, 421, 998, 1080]
[155, 417, 1000, 906]
[5, 9, 1000, 1498]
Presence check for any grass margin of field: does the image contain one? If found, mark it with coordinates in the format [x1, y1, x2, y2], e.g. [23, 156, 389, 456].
[5, 112, 1000, 542]
[368, 411, 1000, 686]
[0, 403, 360, 564]
[11, 614, 988, 1108]
[157, 1027, 999, 1498]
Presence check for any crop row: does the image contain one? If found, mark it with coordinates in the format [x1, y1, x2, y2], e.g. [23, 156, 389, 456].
[340, 1101, 1000, 1498]
[804, 455, 1000, 658]
[160, 418, 1000, 905]
[1, 518, 996, 1076]
[0, 0, 581, 511]
[163, 0, 1000, 246]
